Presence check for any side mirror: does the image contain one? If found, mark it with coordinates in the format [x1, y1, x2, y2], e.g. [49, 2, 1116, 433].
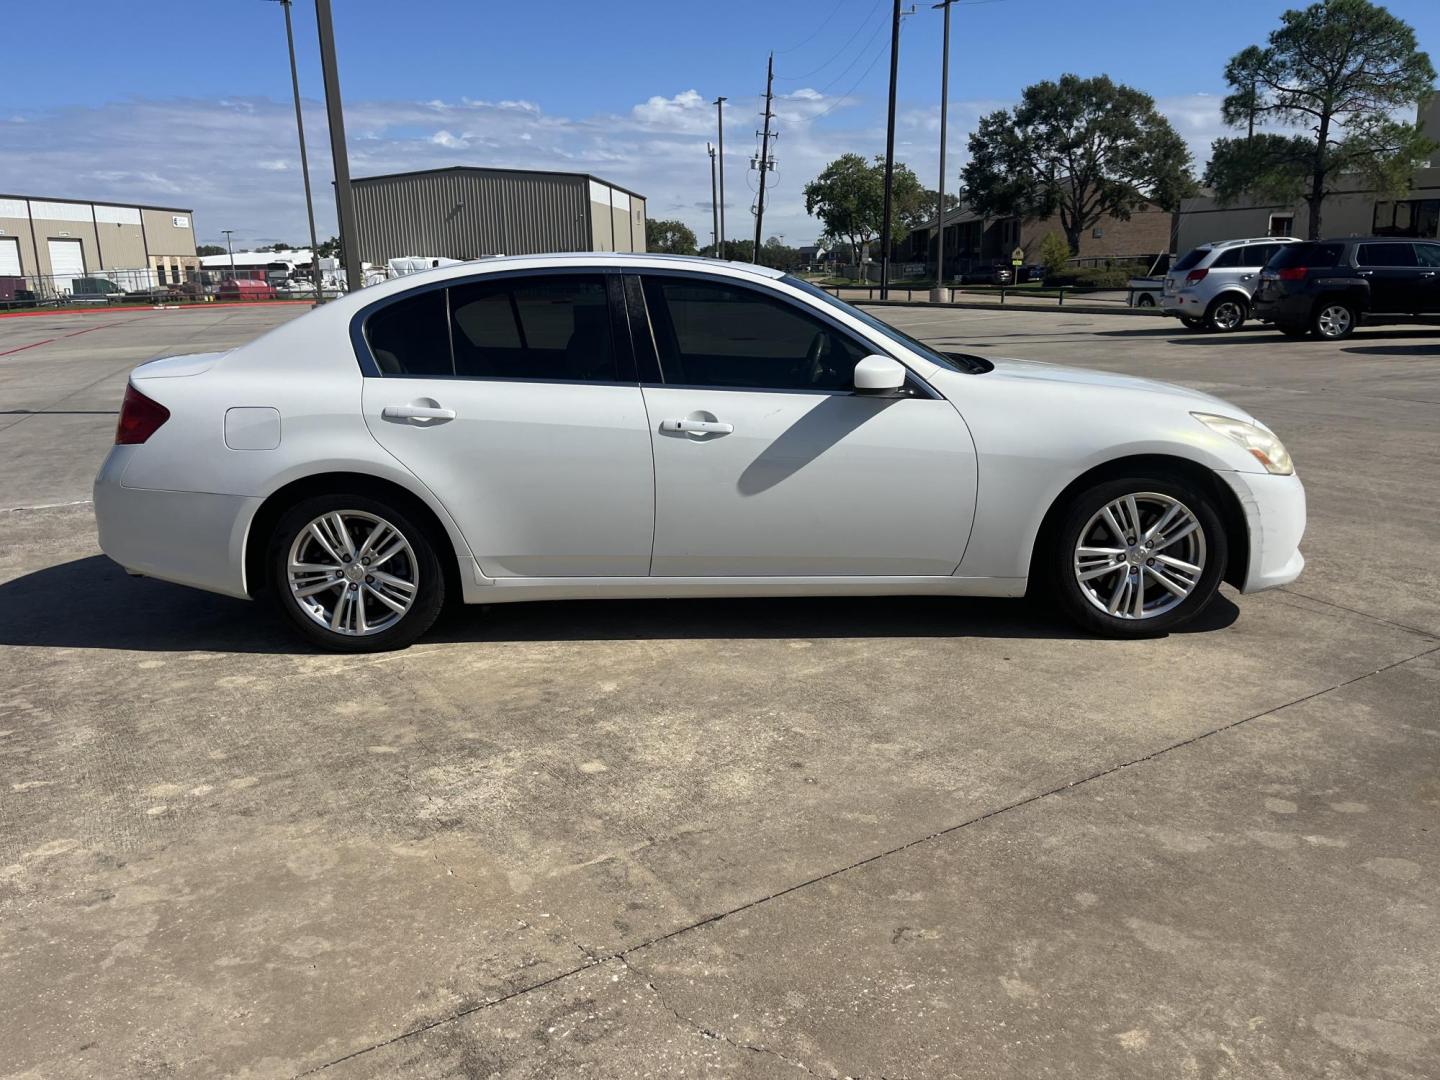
[853, 355, 907, 396]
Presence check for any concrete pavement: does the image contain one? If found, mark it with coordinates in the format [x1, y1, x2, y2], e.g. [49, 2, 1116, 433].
[1, 303, 1436, 1078]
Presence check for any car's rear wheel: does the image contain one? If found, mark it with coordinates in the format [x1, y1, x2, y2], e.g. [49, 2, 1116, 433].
[1313, 300, 1357, 340]
[1179, 315, 1207, 331]
[1136, 294, 1155, 308]
[268, 494, 445, 652]
[1205, 295, 1248, 332]
[1051, 476, 1227, 638]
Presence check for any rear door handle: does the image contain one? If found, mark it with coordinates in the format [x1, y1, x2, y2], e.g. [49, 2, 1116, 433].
[1420, 271, 1437, 278]
[382, 405, 456, 420]
[659, 418, 733, 435]
[1357, 270, 1374, 277]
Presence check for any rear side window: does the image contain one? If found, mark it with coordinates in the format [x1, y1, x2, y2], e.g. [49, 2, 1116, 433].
[1269, 243, 1344, 269]
[450, 276, 615, 381]
[1356, 243, 1417, 267]
[1416, 243, 1440, 268]
[642, 276, 867, 391]
[1172, 248, 1207, 272]
[1211, 246, 1260, 268]
[365, 289, 451, 376]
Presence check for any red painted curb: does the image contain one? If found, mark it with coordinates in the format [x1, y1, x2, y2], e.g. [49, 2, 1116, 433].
[0, 300, 314, 321]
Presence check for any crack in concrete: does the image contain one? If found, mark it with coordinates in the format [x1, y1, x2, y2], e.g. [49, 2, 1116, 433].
[296, 641, 1440, 1077]
[615, 954, 833, 1078]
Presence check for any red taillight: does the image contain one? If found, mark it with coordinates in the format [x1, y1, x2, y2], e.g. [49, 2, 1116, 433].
[115, 384, 170, 445]
[1276, 266, 1308, 281]
[1184, 268, 1209, 286]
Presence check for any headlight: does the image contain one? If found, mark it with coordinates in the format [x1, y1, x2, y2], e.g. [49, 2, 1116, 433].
[1192, 413, 1294, 475]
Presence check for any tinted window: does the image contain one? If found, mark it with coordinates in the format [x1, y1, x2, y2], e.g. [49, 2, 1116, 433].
[1269, 242, 1344, 269]
[1356, 243, 1417, 267]
[1251, 244, 1280, 267]
[1172, 248, 1207, 272]
[1211, 246, 1251, 268]
[1413, 243, 1440, 268]
[642, 277, 868, 391]
[366, 289, 452, 376]
[449, 275, 615, 381]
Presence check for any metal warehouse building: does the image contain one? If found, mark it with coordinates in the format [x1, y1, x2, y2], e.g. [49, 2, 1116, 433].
[0, 193, 198, 294]
[351, 166, 646, 265]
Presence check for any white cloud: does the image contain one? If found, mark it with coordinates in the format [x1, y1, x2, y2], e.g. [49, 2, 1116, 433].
[430, 130, 467, 149]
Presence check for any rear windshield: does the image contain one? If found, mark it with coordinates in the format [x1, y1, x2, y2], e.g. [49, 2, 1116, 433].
[1172, 248, 1207, 272]
[1269, 242, 1345, 269]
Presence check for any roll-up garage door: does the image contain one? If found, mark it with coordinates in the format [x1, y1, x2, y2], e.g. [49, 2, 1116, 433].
[0, 237, 21, 277]
[48, 238, 85, 295]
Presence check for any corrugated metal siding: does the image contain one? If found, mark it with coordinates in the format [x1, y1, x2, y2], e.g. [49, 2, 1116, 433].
[352, 170, 592, 263]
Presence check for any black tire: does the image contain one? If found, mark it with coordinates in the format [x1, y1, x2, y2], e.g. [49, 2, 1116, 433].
[1050, 475, 1228, 638]
[1312, 299, 1358, 340]
[1277, 324, 1311, 339]
[1179, 315, 1208, 332]
[267, 493, 445, 652]
[1136, 294, 1156, 308]
[1204, 294, 1248, 332]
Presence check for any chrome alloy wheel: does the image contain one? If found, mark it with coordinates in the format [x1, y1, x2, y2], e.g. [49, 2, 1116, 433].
[287, 510, 418, 636]
[1072, 492, 1207, 621]
[1211, 298, 1244, 330]
[1316, 304, 1352, 339]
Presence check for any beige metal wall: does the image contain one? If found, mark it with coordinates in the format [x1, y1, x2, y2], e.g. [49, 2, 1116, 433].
[0, 196, 196, 278]
[631, 196, 647, 252]
[586, 179, 645, 253]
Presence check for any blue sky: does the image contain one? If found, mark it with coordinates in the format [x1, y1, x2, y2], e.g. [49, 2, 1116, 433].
[4, 0, 1438, 250]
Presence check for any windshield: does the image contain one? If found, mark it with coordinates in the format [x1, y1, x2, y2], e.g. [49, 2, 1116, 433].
[782, 275, 985, 373]
[1171, 248, 1207, 272]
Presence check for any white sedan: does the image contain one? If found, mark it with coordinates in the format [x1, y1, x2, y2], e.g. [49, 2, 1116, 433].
[94, 253, 1305, 651]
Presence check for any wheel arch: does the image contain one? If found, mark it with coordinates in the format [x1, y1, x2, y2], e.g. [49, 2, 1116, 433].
[243, 471, 465, 602]
[1026, 454, 1250, 593]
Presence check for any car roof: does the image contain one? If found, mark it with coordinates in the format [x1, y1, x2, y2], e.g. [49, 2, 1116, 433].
[1199, 236, 1302, 250]
[463, 251, 787, 278]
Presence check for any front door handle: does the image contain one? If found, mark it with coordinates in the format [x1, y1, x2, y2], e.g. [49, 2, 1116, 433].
[1357, 269, 1374, 277]
[1420, 271, 1437, 278]
[382, 404, 456, 420]
[659, 418, 734, 435]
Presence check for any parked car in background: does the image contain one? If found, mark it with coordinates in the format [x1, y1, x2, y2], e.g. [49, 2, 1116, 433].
[1162, 237, 1300, 331]
[1253, 237, 1440, 340]
[71, 277, 127, 303]
[961, 263, 1015, 286]
[216, 279, 278, 301]
[1127, 276, 1164, 308]
[95, 252, 1304, 652]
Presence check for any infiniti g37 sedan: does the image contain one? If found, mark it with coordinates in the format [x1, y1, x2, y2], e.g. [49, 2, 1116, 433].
[95, 253, 1305, 652]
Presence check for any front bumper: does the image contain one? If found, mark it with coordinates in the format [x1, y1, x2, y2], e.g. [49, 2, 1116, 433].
[1220, 469, 1306, 592]
[94, 446, 258, 600]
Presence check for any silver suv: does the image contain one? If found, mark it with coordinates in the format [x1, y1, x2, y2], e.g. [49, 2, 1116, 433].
[1162, 237, 1300, 332]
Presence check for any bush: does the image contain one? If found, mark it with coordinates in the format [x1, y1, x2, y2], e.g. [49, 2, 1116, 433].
[1046, 266, 1133, 289]
[1036, 233, 1071, 276]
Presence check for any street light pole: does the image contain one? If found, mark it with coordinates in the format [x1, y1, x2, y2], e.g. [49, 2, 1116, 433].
[713, 97, 727, 255]
[276, 0, 324, 302]
[707, 142, 719, 255]
[314, 0, 361, 292]
[931, 0, 955, 302]
[221, 229, 236, 280]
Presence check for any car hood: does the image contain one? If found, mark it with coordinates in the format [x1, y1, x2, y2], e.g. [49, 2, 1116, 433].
[131, 351, 227, 379]
[976, 357, 1249, 417]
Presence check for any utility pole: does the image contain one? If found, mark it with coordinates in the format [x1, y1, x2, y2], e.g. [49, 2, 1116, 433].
[221, 229, 236, 280]
[878, 0, 909, 297]
[931, 0, 955, 302]
[314, 0, 361, 292]
[276, 0, 324, 302]
[713, 96, 727, 256]
[707, 142, 720, 254]
[752, 53, 776, 263]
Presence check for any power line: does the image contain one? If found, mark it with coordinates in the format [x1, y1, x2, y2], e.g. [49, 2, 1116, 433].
[775, 0, 886, 82]
[774, 0, 854, 54]
[785, 37, 890, 126]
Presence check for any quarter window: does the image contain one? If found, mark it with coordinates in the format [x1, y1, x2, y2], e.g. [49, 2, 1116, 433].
[1355, 243, 1417, 267]
[641, 277, 868, 391]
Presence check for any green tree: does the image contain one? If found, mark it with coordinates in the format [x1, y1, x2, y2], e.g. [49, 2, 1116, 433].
[315, 235, 342, 259]
[195, 244, 226, 257]
[962, 74, 1194, 255]
[1203, 0, 1436, 239]
[757, 236, 800, 271]
[804, 153, 926, 264]
[698, 239, 754, 261]
[645, 218, 698, 255]
[1036, 232, 1071, 276]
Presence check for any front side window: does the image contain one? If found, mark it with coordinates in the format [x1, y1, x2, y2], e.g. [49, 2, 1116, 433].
[641, 276, 867, 391]
[1415, 243, 1440, 268]
[1356, 243, 1417, 267]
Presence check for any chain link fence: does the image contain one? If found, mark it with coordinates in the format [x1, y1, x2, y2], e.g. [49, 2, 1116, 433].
[0, 264, 347, 312]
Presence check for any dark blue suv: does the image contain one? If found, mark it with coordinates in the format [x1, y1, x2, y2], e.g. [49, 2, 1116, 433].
[1252, 237, 1440, 340]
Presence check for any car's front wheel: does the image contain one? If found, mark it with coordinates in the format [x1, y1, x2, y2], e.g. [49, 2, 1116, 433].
[268, 494, 445, 652]
[1051, 476, 1227, 637]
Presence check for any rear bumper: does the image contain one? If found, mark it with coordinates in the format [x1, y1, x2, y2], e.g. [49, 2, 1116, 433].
[94, 446, 257, 599]
[1221, 469, 1306, 592]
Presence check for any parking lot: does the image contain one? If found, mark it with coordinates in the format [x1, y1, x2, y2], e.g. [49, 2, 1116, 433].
[2, 302, 1437, 1078]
